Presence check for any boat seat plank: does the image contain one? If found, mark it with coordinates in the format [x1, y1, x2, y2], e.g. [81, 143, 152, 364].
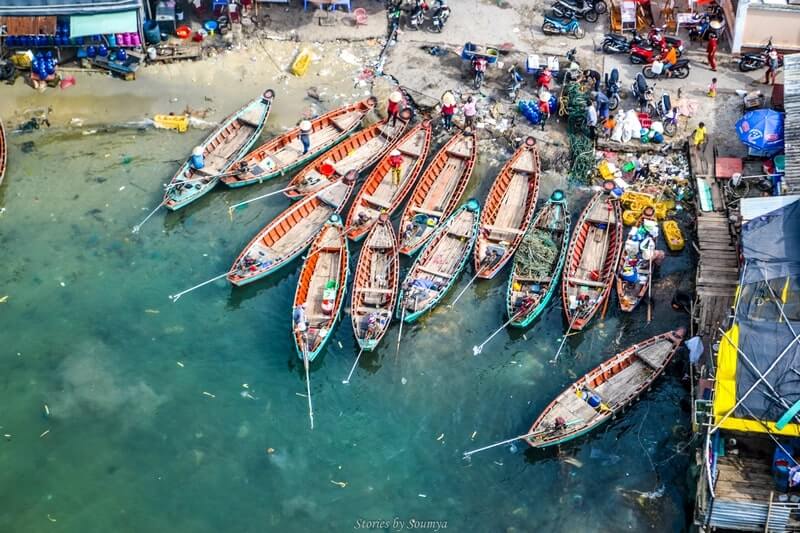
[586, 217, 615, 225]
[446, 149, 470, 160]
[358, 287, 393, 294]
[568, 276, 606, 288]
[511, 165, 534, 174]
[417, 265, 451, 278]
[362, 194, 392, 210]
[355, 305, 387, 314]
[398, 146, 422, 158]
[412, 206, 444, 217]
[483, 224, 524, 235]
[331, 114, 359, 132]
[514, 274, 552, 283]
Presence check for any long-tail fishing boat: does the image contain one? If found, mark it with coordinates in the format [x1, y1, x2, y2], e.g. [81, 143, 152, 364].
[164, 89, 274, 210]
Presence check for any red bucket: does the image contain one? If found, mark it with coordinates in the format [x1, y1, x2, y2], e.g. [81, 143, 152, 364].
[176, 25, 191, 39]
[319, 163, 335, 177]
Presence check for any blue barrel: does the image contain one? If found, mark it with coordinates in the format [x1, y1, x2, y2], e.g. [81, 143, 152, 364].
[587, 393, 602, 408]
[191, 154, 205, 169]
[143, 20, 162, 45]
[87, 46, 97, 58]
[98, 44, 109, 57]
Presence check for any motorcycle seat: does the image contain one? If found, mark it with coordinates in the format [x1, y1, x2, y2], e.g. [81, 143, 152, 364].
[544, 15, 573, 23]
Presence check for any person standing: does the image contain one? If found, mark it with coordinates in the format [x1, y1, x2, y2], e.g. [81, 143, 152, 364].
[441, 92, 456, 131]
[538, 92, 551, 131]
[463, 96, 477, 129]
[707, 77, 718, 98]
[299, 120, 312, 154]
[585, 98, 598, 140]
[537, 66, 552, 91]
[387, 90, 403, 126]
[693, 121, 708, 152]
[765, 50, 780, 85]
[593, 90, 610, 121]
[388, 149, 403, 186]
[707, 32, 718, 72]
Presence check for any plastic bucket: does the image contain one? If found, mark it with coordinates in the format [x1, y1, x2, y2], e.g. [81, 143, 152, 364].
[144, 20, 161, 45]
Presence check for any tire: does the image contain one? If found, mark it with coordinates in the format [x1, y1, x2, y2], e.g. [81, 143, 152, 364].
[542, 22, 556, 34]
[585, 10, 599, 23]
[738, 58, 760, 72]
[630, 54, 644, 65]
[643, 103, 655, 116]
[673, 66, 690, 79]
[642, 65, 656, 79]
[573, 26, 585, 39]
[602, 42, 620, 54]
[664, 121, 677, 137]
[609, 94, 620, 111]
[594, 0, 607, 14]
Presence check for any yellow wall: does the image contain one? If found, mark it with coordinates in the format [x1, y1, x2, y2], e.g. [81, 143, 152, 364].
[742, 7, 800, 51]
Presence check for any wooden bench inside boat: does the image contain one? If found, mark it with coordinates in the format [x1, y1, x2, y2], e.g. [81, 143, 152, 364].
[355, 305, 383, 314]
[418, 265, 451, 279]
[484, 224, 524, 235]
[586, 217, 615, 225]
[331, 115, 358, 132]
[362, 194, 392, 210]
[412, 206, 444, 217]
[358, 287, 393, 294]
[398, 146, 422, 158]
[515, 275, 552, 283]
[511, 161, 536, 174]
[568, 277, 606, 288]
[448, 229, 472, 238]
[635, 344, 666, 370]
[306, 314, 333, 323]
[446, 149, 471, 159]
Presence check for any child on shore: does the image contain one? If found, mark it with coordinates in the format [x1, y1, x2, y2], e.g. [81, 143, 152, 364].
[707, 77, 717, 98]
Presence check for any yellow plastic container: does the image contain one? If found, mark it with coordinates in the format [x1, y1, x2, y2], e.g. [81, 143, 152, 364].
[598, 160, 614, 180]
[10, 51, 33, 69]
[622, 209, 642, 226]
[291, 48, 312, 77]
[663, 220, 685, 251]
[153, 114, 189, 133]
[621, 191, 655, 208]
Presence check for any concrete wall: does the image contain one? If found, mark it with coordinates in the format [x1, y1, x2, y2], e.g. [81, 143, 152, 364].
[734, 2, 800, 53]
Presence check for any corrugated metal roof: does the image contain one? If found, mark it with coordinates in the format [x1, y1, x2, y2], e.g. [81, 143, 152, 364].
[785, 53, 800, 193]
[0, 0, 142, 16]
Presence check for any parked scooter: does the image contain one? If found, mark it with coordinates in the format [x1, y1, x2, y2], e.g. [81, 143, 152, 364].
[648, 27, 684, 53]
[407, 0, 428, 30]
[630, 29, 683, 64]
[542, 14, 585, 38]
[642, 58, 691, 79]
[551, 0, 599, 23]
[604, 68, 621, 111]
[507, 65, 524, 101]
[631, 73, 655, 115]
[652, 91, 678, 136]
[473, 55, 489, 89]
[601, 31, 645, 54]
[739, 38, 783, 72]
[429, 0, 450, 33]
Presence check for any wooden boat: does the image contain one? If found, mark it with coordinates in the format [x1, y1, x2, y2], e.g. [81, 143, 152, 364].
[397, 200, 480, 323]
[506, 190, 570, 328]
[350, 215, 399, 352]
[525, 329, 685, 448]
[284, 111, 411, 200]
[345, 121, 433, 242]
[561, 192, 623, 331]
[292, 215, 350, 362]
[227, 176, 355, 287]
[164, 89, 274, 210]
[222, 97, 377, 188]
[0, 118, 6, 187]
[397, 132, 477, 256]
[474, 137, 541, 279]
[616, 210, 656, 312]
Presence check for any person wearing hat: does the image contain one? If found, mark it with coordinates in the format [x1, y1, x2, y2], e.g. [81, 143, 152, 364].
[537, 66, 552, 91]
[293, 304, 308, 334]
[538, 91, 551, 131]
[299, 120, 312, 154]
[441, 92, 456, 131]
[388, 148, 404, 186]
[463, 96, 477, 129]
[387, 91, 403, 127]
[765, 50, 780, 85]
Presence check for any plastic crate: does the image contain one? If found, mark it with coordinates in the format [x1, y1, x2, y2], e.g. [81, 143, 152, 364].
[637, 112, 652, 129]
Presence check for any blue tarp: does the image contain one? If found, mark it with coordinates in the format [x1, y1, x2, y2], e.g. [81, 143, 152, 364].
[0, 0, 143, 16]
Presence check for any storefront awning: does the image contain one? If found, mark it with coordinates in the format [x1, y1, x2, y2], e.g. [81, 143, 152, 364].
[69, 9, 137, 37]
[0, 0, 143, 17]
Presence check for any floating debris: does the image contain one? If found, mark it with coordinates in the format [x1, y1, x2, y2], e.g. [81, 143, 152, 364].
[436, 433, 444, 441]
[39, 429, 50, 438]
[176, 362, 184, 368]
[330, 480, 347, 488]
[47, 514, 57, 522]
[202, 391, 215, 398]
[43, 404, 50, 416]
[0, 295, 8, 303]
[266, 448, 275, 454]
[145, 309, 160, 314]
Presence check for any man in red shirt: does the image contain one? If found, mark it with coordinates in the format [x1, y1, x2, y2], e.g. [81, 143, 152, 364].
[388, 91, 402, 126]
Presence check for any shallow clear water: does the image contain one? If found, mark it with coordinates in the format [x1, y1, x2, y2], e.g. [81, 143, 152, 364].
[0, 120, 694, 532]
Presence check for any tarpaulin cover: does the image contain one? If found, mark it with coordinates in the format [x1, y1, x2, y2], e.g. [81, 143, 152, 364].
[0, 0, 142, 16]
[742, 198, 800, 283]
[70, 10, 137, 37]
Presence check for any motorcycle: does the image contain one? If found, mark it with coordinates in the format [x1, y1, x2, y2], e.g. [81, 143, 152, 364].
[601, 31, 645, 54]
[551, 0, 599, 23]
[652, 91, 677, 136]
[631, 73, 655, 115]
[473, 56, 488, 89]
[642, 58, 691, 79]
[542, 14, 585, 39]
[630, 29, 683, 64]
[430, 0, 450, 32]
[408, 0, 428, 30]
[604, 68, 621, 111]
[507, 66, 524, 101]
[739, 38, 783, 72]
[648, 27, 684, 54]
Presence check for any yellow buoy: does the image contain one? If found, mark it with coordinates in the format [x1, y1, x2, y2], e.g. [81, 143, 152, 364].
[662, 220, 685, 251]
[291, 48, 312, 77]
[153, 114, 189, 133]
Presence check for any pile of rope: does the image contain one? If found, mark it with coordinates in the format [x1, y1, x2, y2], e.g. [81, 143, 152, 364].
[516, 229, 557, 279]
[563, 82, 594, 185]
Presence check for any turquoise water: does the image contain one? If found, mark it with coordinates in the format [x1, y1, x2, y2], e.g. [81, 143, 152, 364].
[0, 124, 693, 532]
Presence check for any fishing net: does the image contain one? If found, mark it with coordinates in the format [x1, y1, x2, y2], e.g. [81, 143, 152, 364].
[564, 82, 594, 185]
[516, 229, 557, 279]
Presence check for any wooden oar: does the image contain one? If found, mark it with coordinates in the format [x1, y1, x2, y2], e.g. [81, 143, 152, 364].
[646, 255, 654, 322]
[342, 348, 365, 385]
[448, 263, 489, 308]
[169, 271, 232, 302]
[549, 312, 581, 364]
[472, 304, 531, 356]
[463, 418, 583, 457]
[132, 201, 164, 234]
[302, 336, 315, 430]
[395, 297, 408, 358]
[227, 185, 297, 218]
[164, 169, 243, 191]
